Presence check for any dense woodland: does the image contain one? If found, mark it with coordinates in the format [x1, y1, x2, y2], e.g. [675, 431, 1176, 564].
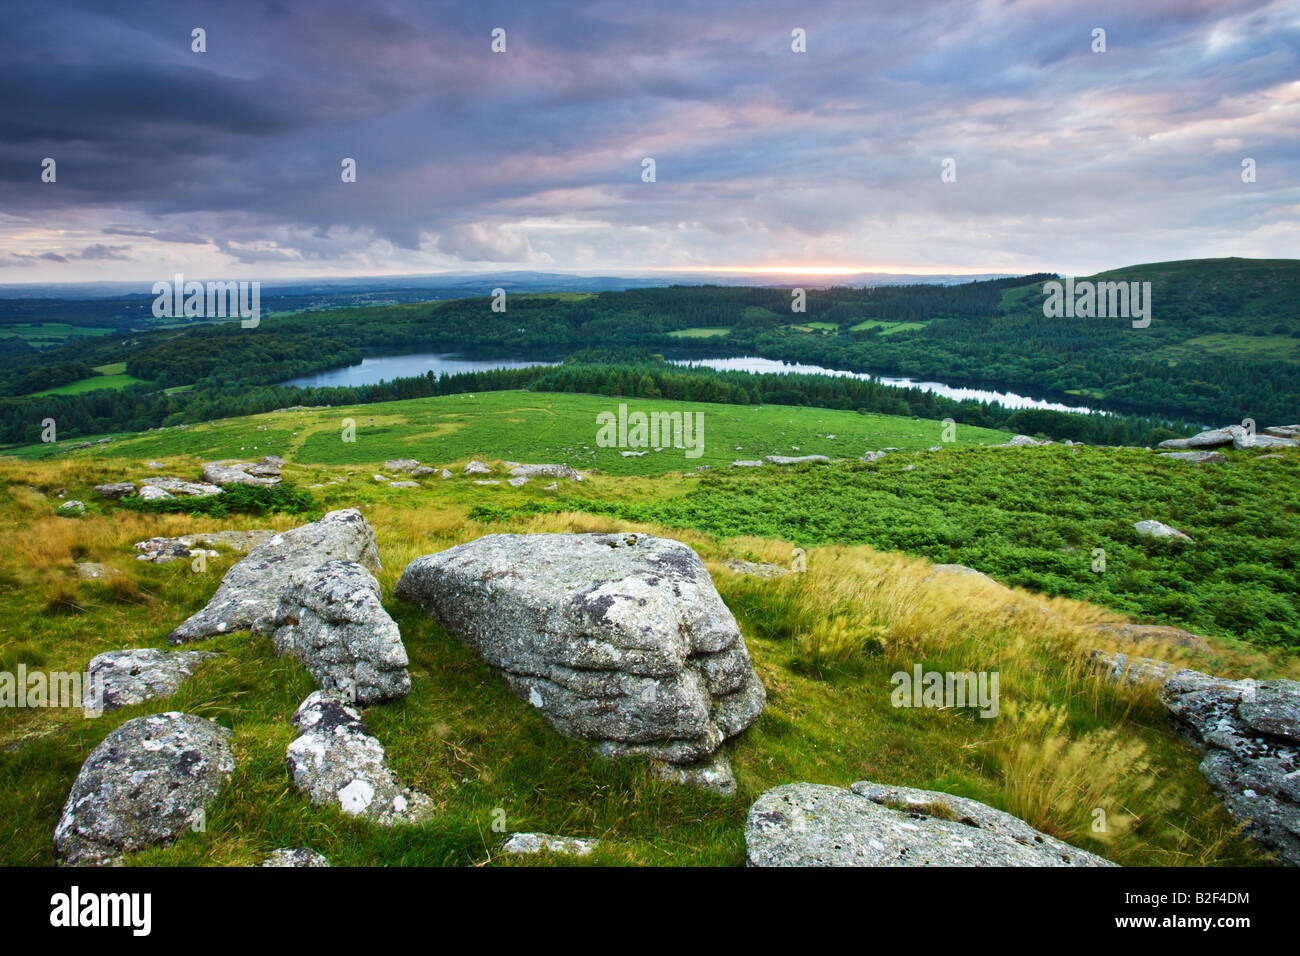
[2, 258, 1296, 446]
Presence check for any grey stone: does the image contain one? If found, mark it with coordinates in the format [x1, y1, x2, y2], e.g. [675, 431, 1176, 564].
[652, 752, 737, 796]
[745, 782, 1115, 867]
[136, 485, 175, 501]
[261, 847, 329, 867]
[259, 560, 410, 704]
[134, 530, 274, 564]
[1159, 451, 1227, 464]
[1134, 519, 1192, 542]
[860, 451, 886, 462]
[383, 459, 420, 473]
[730, 459, 764, 467]
[56, 500, 86, 516]
[140, 476, 222, 497]
[410, 466, 435, 476]
[992, 435, 1044, 447]
[76, 562, 119, 581]
[1085, 622, 1211, 654]
[93, 482, 136, 499]
[1263, 425, 1300, 439]
[464, 461, 492, 475]
[286, 692, 433, 825]
[507, 476, 528, 487]
[502, 833, 599, 856]
[1088, 650, 1177, 686]
[722, 558, 792, 579]
[54, 713, 235, 865]
[86, 648, 219, 710]
[1160, 670, 1300, 866]
[167, 509, 381, 644]
[388, 480, 419, 488]
[396, 532, 765, 776]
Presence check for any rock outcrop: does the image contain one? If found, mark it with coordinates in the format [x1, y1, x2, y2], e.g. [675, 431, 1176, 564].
[395, 532, 765, 787]
[167, 509, 381, 644]
[509, 463, 583, 481]
[261, 847, 330, 867]
[1088, 650, 1177, 686]
[285, 692, 433, 825]
[1159, 451, 1227, 464]
[1160, 670, 1300, 866]
[383, 459, 420, 473]
[1085, 622, 1211, 654]
[764, 454, 829, 465]
[258, 560, 410, 704]
[86, 648, 219, 710]
[745, 782, 1115, 867]
[93, 481, 136, 499]
[1159, 425, 1300, 451]
[54, 713, 235, 865]
[140, 476, 222, 497]
[134, 530, 274, 564]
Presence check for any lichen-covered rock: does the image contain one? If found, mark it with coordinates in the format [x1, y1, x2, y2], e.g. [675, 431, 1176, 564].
[93, 482, 136, 499]
[54, 713, 234, 865]
[259, 560, 410, 704]
[285, 692, 433, 825]
[86, 648, 219, 710]
[137, 485, 175, 501]
[502, 833, 599, 856]
[464, 461, 491, 475]
[1160, 670, 1300, 866]
[745, 782, 1115, 867]
[722, 558, 792, 579]
[383, 459, 420, 473]
[168, 509, 381, 644]
[396, 532, 765, 778]
[56, 500, 85, 516]
[134, 530, 274, 564]
[260, 847, 329, 867]
[652, 752, 737, 796]
[202, 460, 282, 488]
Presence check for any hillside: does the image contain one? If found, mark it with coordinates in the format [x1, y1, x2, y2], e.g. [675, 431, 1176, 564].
[2, 393, 1297, 867]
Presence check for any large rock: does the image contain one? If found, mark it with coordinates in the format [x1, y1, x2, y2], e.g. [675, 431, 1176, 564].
[383, 459, 420, 473]
[167, 509, 381, 644]
[1085, 622, 1212, 654]
[202, 460, 282, 488]
[1159, 425, 1299, 451]
[1159, 451, 1227, 464]
[86, 648, 219, 710]
[258, 560, 410, 704]
[764, 454, 829, 465]
[54, 713, 234, 865]
[1263, 425, 1300, 439]
[509, 463, 583, 481]
[285, 692, 433, 825]
[1160, 670, 1300, 866]
[1088, 650, 1176, 687]
[745, 782, 1115, 867]
[1157, 427, 1237, 450]
[395, 532, 765, 778]
[140, 476, 222, 497]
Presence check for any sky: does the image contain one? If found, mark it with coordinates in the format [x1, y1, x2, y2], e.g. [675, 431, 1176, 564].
[0, 0, 1297, 283]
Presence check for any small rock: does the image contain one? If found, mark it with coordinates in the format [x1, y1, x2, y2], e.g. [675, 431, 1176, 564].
[383, 459, 420, 473]
[502, 833, 599, 857]
[261, 848, 329, 867]
[56, 500, 85, 516]
[1134, 519, 1192, 542]
[464, 461, 492, 475]
[93, 482, 136, 499]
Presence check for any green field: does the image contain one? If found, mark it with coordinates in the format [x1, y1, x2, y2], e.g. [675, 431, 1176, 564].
[850, 319, 927, 334]
[33, 373, 147, 396]
[0, 322, 114, 345]
[8, 389, 1012, 472]
[1162, 333, 1300, 364]
[667, 327, 731, 338]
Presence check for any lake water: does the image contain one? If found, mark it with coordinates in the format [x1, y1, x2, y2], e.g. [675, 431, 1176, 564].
[282, 352, 557, 388]
[673, 356, 1098, 415]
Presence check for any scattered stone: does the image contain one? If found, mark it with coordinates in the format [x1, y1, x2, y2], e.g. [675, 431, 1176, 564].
[259, 455, 287, 468]
[397, 532, 765, 782]
[1134, 519, 1192, 542]
[93, 482, 136, 499]
[388, 480, 418, 489]
[472, 479, 500, 485]
[134, 530, 273, 564]
[258, 560, 410, 704]
[992, 435, 1044, 447]
[745, 782, 1115, 867]
[439, 469, 452, 479]
[731, 459, 764, 468]
[56, 500, 85, 516]
[261, 848, 330, 867]
[507, 476, 528, 488]
[764, 455, 829, 465]
[383, 459, 420, 473]
[54, 713, 235, 865]
[502, 833, 599, 857]
[285, 692, 433, 825]
[202, 460, 282, 488]
[621, 451, 647, 457]
[1160, 670, 1300, 866]
[167, 509, 381, 644]
[86, 648, 219, 710]
[543, 482, 558, 491]
[140, 476, 222, 497]
[411, 466, 436, 477]
[1088, 650, 1177, 686]
[373, 474, 390, 482]
[1159, 451, 1227, 464]
[464, 461, 492, 475]
[860, 451, 886, 462]
[722, 558, 792, 579]
[137, 485, 175, 501]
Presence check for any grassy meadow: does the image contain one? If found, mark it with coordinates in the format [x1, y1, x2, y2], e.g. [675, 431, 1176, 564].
[1, 390, 1297, 866]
